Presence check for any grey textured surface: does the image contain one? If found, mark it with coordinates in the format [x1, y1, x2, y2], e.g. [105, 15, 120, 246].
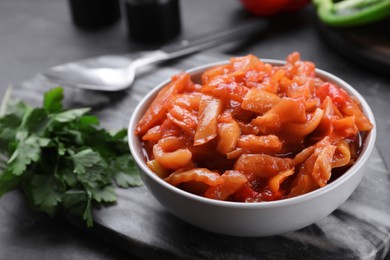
[1, 0, 390, 259]
[8, 51, 390, 260]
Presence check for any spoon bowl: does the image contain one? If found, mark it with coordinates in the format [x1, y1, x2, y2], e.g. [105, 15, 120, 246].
[43, 51, 165, 91]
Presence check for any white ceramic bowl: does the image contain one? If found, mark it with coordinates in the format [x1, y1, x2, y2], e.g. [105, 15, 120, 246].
[128, 60, 376, 237]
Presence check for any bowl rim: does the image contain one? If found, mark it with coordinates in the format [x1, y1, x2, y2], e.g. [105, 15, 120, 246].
[128, 59, 377, 209]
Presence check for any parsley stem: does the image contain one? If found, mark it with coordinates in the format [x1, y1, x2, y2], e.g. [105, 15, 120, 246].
[0, 154, 6, 170]
[0, 86, 13, 116]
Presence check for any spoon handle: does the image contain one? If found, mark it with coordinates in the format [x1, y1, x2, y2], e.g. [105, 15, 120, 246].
[130, 20, 268, 71]
[160, 19, 268, 60]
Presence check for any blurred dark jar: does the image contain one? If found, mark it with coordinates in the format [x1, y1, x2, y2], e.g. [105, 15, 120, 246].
[124, 0, 181, 42]
[68, 0, 121, 29]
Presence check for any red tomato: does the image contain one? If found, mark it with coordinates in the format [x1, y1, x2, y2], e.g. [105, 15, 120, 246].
[284, 0, 311, 12]
[239, 0, 310, 16]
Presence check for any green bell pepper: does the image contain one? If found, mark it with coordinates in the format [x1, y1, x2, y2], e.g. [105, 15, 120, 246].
[314, 0, 390, 27]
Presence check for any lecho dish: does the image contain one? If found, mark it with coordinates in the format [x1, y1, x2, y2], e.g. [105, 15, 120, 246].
[128, 52, 376, 236]
[135, 52, 373, 202]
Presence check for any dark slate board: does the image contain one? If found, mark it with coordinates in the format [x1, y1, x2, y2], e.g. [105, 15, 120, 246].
[317, 18, 390, 77]
[12, 52, 390, 260]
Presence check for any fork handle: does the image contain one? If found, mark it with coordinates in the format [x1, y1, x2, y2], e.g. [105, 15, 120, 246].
[160, 19, 268, 60]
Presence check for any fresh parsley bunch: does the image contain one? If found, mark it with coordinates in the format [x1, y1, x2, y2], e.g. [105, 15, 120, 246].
[0, 87, 142, 226]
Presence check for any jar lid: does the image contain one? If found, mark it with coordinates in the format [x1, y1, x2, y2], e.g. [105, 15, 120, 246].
[124, 0, 182, 42]
[68, 0, 121, 29]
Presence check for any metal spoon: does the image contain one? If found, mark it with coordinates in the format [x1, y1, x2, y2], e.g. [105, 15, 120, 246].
[42, 20, 267, 91]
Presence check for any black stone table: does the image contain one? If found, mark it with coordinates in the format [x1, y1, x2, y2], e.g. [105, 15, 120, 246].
[0, 0, 389, 259]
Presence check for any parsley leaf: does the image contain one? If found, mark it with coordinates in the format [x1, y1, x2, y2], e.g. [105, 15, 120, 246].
[43, 87, 63, 113]
[27, 174, 64, 216]
[112, 155, 143, 188]
[73, 149, 105, 176]
[0, 169, 23, 196]
[0, 87, 142, 227]
[8, 135, 50, 175]
[89, 185, 117, 203]
[53, 108, 91, 123]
